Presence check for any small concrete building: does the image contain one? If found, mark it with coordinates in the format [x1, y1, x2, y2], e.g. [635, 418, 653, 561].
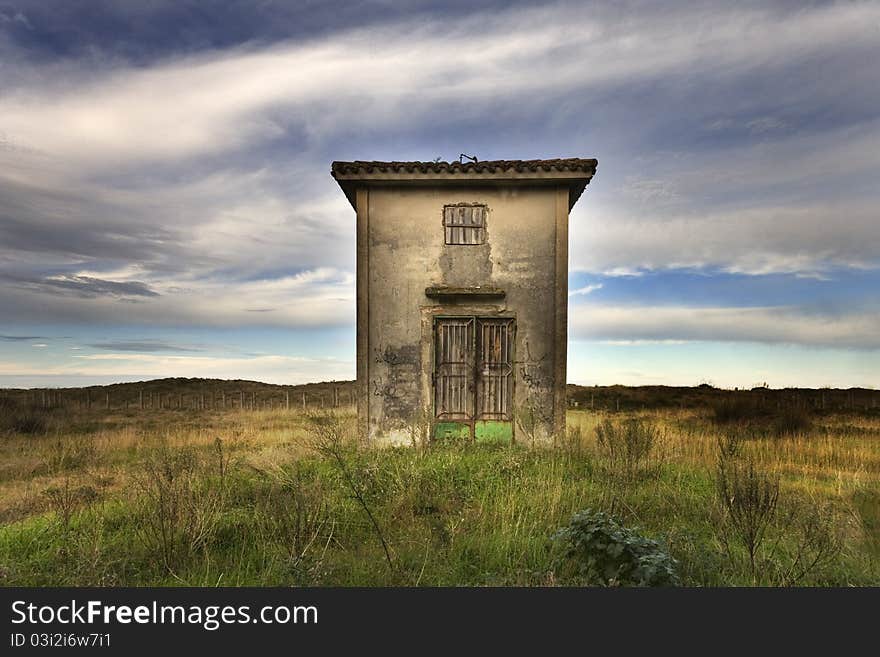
[332, 158, 597, 444]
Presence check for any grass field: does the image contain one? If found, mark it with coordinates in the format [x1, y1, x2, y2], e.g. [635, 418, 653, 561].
[0, 383, 878, 586]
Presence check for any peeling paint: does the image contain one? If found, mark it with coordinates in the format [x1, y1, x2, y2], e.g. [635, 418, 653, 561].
[376, 344, 419, 421]
[475, 420, 513, 444]
[434, 421, 471, 441]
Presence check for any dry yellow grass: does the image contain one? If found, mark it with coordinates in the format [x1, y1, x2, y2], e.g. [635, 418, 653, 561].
[2, 406, 878, 527]
[1, 403, 877, 586]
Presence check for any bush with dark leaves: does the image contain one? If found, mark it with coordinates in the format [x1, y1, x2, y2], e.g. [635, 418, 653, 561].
[553, 509, 679, 586]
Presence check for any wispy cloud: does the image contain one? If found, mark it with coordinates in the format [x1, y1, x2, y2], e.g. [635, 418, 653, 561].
[4, 3, 878, 168]
[0, 266, 355, 327]
[26, 275, 159, 298]
[569, 283, 603, 297]
[0, 352, 355, 385]
[86, 340, 204, 353]
[571, 304, 880, 350]
[573, 199, 880, 277]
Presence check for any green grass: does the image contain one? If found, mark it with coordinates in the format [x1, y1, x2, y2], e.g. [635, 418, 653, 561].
[0, 402, 877, 586]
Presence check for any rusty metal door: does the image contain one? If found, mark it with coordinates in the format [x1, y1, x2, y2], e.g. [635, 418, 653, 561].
[476, 318, 514, 420]
[434, 317, 514, 440]
[434, 318, 475, 421]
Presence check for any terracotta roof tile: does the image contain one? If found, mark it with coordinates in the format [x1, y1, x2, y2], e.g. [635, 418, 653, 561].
[331, 158, 597, 177]
[331, 157, 598, 210]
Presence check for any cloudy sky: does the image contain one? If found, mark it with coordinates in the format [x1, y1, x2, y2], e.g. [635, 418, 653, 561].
[1, 0, 879, 389]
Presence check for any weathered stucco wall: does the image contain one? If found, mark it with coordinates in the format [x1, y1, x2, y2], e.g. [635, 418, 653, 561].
[364, 184, 563, 444]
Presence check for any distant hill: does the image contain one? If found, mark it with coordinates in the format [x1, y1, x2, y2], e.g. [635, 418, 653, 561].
[2, 378, 356, 411]
[2, 378, 877, 413]
[566, 383, 879, 413]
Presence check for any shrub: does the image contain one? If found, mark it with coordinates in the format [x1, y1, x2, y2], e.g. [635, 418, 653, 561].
[595, 417, 660, 480]
[711, 398, 765, 424]
[256, 467, 330, 583]
[715, 456, 779, 580]
[552, 509, 679, 586]
[0, 398, 51, 435]
[771, 407, 812, 438]
[771, 497, 840, 585]
[42, 479, 99, 530]
[132, 447, 223, 572]
[716, 427, 743, 460]
[307, 411, 394, 570]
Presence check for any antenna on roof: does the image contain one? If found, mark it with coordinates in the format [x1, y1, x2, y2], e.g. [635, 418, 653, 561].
[459, 153, 478, 164]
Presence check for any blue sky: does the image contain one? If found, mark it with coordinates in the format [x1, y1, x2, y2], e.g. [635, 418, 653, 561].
[1, 0, 879, 389]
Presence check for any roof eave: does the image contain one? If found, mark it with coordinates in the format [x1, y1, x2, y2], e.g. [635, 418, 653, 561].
[332, 172, 595, 211]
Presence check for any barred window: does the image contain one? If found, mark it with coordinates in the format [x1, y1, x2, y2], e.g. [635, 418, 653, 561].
[443, 204, 486, 245]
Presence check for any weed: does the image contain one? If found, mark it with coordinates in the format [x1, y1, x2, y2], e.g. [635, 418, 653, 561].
[132, 447, 223, 574]
[715, 455, 779, 581]
[595, 416, 661, 481]
[42, 478, 99, 531]
[559, 424, 587, 455]
[45, 434, 98, 472]
[256, 466, 332, 583]
[306, 412, 394, 571]
[769, 497, 840, 585]
[552, 509, 679, 586]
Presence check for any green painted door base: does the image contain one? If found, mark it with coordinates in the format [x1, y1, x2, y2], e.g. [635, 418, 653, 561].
[433, 421, 513, 444]
[434, 421, 471, 442]
[475, 420, 513, 445]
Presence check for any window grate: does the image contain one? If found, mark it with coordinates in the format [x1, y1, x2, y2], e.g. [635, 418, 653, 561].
[443, 205, 486, 245]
